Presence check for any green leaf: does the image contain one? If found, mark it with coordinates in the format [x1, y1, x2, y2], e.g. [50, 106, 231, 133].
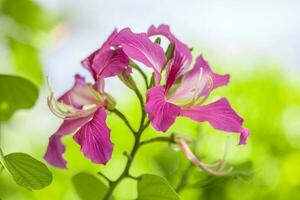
[3, 153, 52, 190]
[1, 0, 54, 31]
[0, 74, 39, 121]
[153, 147, 184, 186]
[8, 37, 44, 85]
[72, 172, 109, 200]
[138, 174, 180, 200]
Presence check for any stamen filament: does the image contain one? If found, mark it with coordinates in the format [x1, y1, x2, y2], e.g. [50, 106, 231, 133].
[178, 139, 232, 176]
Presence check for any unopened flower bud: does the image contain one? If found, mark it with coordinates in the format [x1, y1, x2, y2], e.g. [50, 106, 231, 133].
[104, 93, 117, 110]
[118, 71, 137, 90]
[165, 42, 175, 60]
[154, 37, 161, 45]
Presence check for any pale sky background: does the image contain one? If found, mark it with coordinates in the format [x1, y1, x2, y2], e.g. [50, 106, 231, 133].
[38, 0, 300, 94]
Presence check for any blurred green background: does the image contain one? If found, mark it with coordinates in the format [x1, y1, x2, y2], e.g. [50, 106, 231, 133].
[1, 0, 300, 199]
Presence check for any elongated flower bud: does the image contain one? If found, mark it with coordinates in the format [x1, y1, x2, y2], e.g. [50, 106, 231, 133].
[165, 42, 175, 60]
[154, 37, 161, 44]
[104, 93, 117, 110]
[118, 71, 137, 90]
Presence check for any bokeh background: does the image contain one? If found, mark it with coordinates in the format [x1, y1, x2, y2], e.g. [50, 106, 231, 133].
[1, 0, 300, 199]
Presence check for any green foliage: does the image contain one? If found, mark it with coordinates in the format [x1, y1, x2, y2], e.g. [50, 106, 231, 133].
[0, 0, 56, 85]
[153, 147, 187, 187]
[1, 0, 54, 31]
[3, 153, 52, 190]
[72, 172, 109, 200]
[7, 37, 44, 85]
[0, 74, 39, 121]
[138, 174, 180, 200]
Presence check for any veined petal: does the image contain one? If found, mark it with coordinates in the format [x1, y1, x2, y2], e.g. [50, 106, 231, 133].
[111, 28, 166, 77]
[81, 29, 120, 79]
[44, 116, 90, 168]
[148, 24, 192, 89]
[170, 56, 230, 101]
[44, 135, 66, 168]
[90, 48, 130, 79]
[58, 74, 98, 108]
[145, 86, 181, 132]
[148, 24, 192, 69]
[164, 50, 186, 93]
[180, 98, 249, 144]
[73, 108, 113, 165]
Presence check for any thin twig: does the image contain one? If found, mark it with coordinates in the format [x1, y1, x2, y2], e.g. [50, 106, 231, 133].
[140, 136, 175, 146]
[111, 108, 136, 134]
[97, 172, 113, 185]
[133, 89, 146, 133]
[129, 61, 149, 88]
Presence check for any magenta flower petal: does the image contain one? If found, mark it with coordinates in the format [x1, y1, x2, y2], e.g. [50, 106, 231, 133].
[111, 28, 166, 78]
[239, 128, 250, 145]
[81, 29, 130, 80]
[44, 135, 66, 168]
[148, 24, 192, 68]
[58, 74, 98, 108]
[164, 50, 186, 93]
[82, 30, 118, 77]
[90, 48, 130, 79]
[181, 98, 249, 144]
[170, 56, 230, 101]
[145, 86, 181, 132]
[44, 116, 90, 168]
[73, 107, 113, 164]
[148, 24, 192, 89]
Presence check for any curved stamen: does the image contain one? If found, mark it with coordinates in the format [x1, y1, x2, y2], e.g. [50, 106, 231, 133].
[46, 78, 99, 120]
[48, 93, 98, 120]
[177, 139, 232, 176]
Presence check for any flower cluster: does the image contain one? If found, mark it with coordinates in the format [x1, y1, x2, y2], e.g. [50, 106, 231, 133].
[44, 24, 249, 169]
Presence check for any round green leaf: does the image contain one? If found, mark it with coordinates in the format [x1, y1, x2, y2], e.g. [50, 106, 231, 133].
[3, 153, 52, 190]
[138, 174, 180, 200]
[72, 172, 109, 200]
[0, 74, 39, 121]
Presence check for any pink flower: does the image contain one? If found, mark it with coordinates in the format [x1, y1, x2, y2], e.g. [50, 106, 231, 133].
[44, 75, 113, 168]
[82, 27, 165, 83]
[81, 29, 131, 81]
[110, 27, 167, 84]
[144, 25, 249, 145]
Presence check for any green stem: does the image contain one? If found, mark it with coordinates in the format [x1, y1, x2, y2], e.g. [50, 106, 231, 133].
[129, 61, 149, 89]
[97, 172, 113, 185]
[103, 82, 147, 200]
[140, 136, 175, 146]
[111, 108, 136, 134]
[133, 89, 146, 131]
[103, 122, 146, 200]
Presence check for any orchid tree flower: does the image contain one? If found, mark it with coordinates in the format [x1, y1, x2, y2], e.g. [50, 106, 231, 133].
[110, 27, 167, 84]
[144, 24, 249, 145]
[81, 29, 132, 84]
[45, 74, 114, 168]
